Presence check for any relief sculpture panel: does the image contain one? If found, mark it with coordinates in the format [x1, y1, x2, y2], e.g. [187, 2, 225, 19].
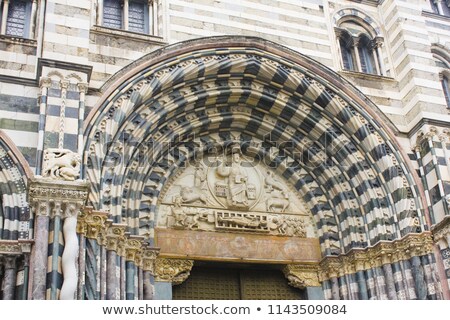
[157, 147, 315, 239]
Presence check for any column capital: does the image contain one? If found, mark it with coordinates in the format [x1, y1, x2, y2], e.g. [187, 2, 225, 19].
[142, 246, 160, 272]
[28, 177, 89, 218]
[77, 206, 109, 239]
[77, 83, 89, 94]
[105, 223, 127, 252]
[39, 77, 52, 89]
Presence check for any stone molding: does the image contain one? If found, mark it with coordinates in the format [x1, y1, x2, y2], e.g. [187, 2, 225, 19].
[0, 240, 33, 255]
[319, 232, 434, 281]
[153, 258, 194, 285]
[29, 177, 89, 219]
[76, 207, 160, 269]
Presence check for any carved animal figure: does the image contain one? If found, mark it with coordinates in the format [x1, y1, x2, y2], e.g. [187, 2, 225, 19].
[43, 149, 81, 181]
[265, 171, 288, 196]
[179, 186, 207, 204]
[266, 196, 289, 213]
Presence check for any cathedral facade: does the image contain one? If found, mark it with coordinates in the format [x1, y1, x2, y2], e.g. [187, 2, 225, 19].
[0, 0, 450, 300]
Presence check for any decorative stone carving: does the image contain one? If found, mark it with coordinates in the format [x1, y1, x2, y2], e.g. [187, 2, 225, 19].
[432, 216, 450, 248]
[77, 207, 109, 239]
[319, 232, 434, 281]
[42, 148, 81, 181]
[142, 247, 160, 272]
[283, 264, 320, 288]
[153, 258, 194, 285]
[157, 147, 313, 238]
[216, 148, 253, 209]
[0, 240, 33, 255]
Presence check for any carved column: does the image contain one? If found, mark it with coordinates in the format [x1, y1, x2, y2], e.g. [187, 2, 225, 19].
[142, 246, 159, 299]
[29, 176, 88, 300]
[60, 203, 83, 299]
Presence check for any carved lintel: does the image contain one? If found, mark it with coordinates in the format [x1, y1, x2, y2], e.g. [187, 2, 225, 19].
[153, 258, 194, 285]
[42, 148, 81, 181]
[283, 264, 320, 288]
[319, 232, 434, 281]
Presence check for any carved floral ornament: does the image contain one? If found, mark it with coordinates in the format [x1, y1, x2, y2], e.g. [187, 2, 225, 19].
[415, 126, 450, 147]
[157, 147, 312, 238]
[318, 232, 434, 281]
[153, 258, 194, 285]
[283, 264, 320, 288]
[76, 207, 160, 270]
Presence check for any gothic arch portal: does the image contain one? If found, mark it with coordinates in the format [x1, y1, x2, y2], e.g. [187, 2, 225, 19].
[83, 36, 441, 299]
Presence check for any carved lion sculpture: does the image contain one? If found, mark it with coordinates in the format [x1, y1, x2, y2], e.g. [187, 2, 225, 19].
[179, 186, 207, 204]
[43, 149, 81, 181]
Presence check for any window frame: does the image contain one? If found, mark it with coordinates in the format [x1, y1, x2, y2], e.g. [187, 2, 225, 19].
[335, 23, 384, 76]
[0, 0, 35, 39]
[99, 0, 157, 36]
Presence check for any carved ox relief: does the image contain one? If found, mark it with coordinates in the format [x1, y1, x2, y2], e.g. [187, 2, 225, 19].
[157, 149, 312, 238]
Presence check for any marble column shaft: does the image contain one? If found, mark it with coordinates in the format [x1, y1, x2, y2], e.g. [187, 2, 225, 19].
[143, 271, 154, 300]
[106, 250, 117, 300]
[2, 256, 17, 300]
[31, 215, 50, 300]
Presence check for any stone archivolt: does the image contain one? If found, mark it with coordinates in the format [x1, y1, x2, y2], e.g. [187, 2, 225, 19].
[318, 232, 434, 281]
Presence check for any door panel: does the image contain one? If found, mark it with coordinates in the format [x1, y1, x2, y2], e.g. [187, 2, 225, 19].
[172, 266, 305, 300]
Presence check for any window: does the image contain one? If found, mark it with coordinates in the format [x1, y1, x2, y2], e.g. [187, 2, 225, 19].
[0, 0, 36, 38]
[442, 75, 450, 108]
[339, 32, 356, 71]
[358, 36, 377, 74]
[335, 21, 384, 76]
[429, 0, 450, 17]
[432, 45, 450, 108]
[100, 0, 157, 36]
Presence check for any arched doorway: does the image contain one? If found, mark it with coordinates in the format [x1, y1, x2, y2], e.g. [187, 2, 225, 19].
[83, 36, 442, 299]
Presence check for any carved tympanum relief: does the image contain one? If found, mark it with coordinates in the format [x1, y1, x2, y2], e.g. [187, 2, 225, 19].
[157, 148, 313, 237]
